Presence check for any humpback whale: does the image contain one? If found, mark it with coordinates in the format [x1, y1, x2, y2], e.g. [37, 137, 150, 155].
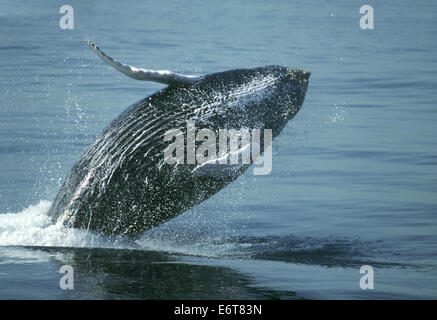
[48, 41, 310, 235]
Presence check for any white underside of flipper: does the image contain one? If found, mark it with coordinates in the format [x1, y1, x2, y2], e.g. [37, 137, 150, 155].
[85, 40, 202, 86]
[191, 142, 256, 178]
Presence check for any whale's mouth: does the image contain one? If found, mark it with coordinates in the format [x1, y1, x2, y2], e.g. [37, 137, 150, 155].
[287, 68, 311, 81]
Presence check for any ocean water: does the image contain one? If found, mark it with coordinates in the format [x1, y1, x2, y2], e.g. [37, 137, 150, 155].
[1, 0, 437, 299]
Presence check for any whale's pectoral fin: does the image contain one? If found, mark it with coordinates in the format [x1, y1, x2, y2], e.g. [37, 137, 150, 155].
[191, 143, 253, 178]
[85, 40, 202, 86]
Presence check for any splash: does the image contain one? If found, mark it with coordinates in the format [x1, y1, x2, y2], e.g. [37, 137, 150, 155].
[327, 103, 348, 124]
[0, 201, 387, 268]
[0, 201, 130, 248]
[0, 200, 242, 256]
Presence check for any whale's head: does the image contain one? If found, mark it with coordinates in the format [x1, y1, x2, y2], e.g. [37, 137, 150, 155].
[255, 66, 310, 136]
[198, 65, 311, 137]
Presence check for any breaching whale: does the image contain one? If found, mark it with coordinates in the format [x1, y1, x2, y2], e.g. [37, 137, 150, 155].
[48, 40, 310, 235]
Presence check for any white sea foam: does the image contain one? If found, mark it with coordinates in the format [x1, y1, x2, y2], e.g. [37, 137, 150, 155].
[0, 201, 126, 249]
[0, 201, 243, 257]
